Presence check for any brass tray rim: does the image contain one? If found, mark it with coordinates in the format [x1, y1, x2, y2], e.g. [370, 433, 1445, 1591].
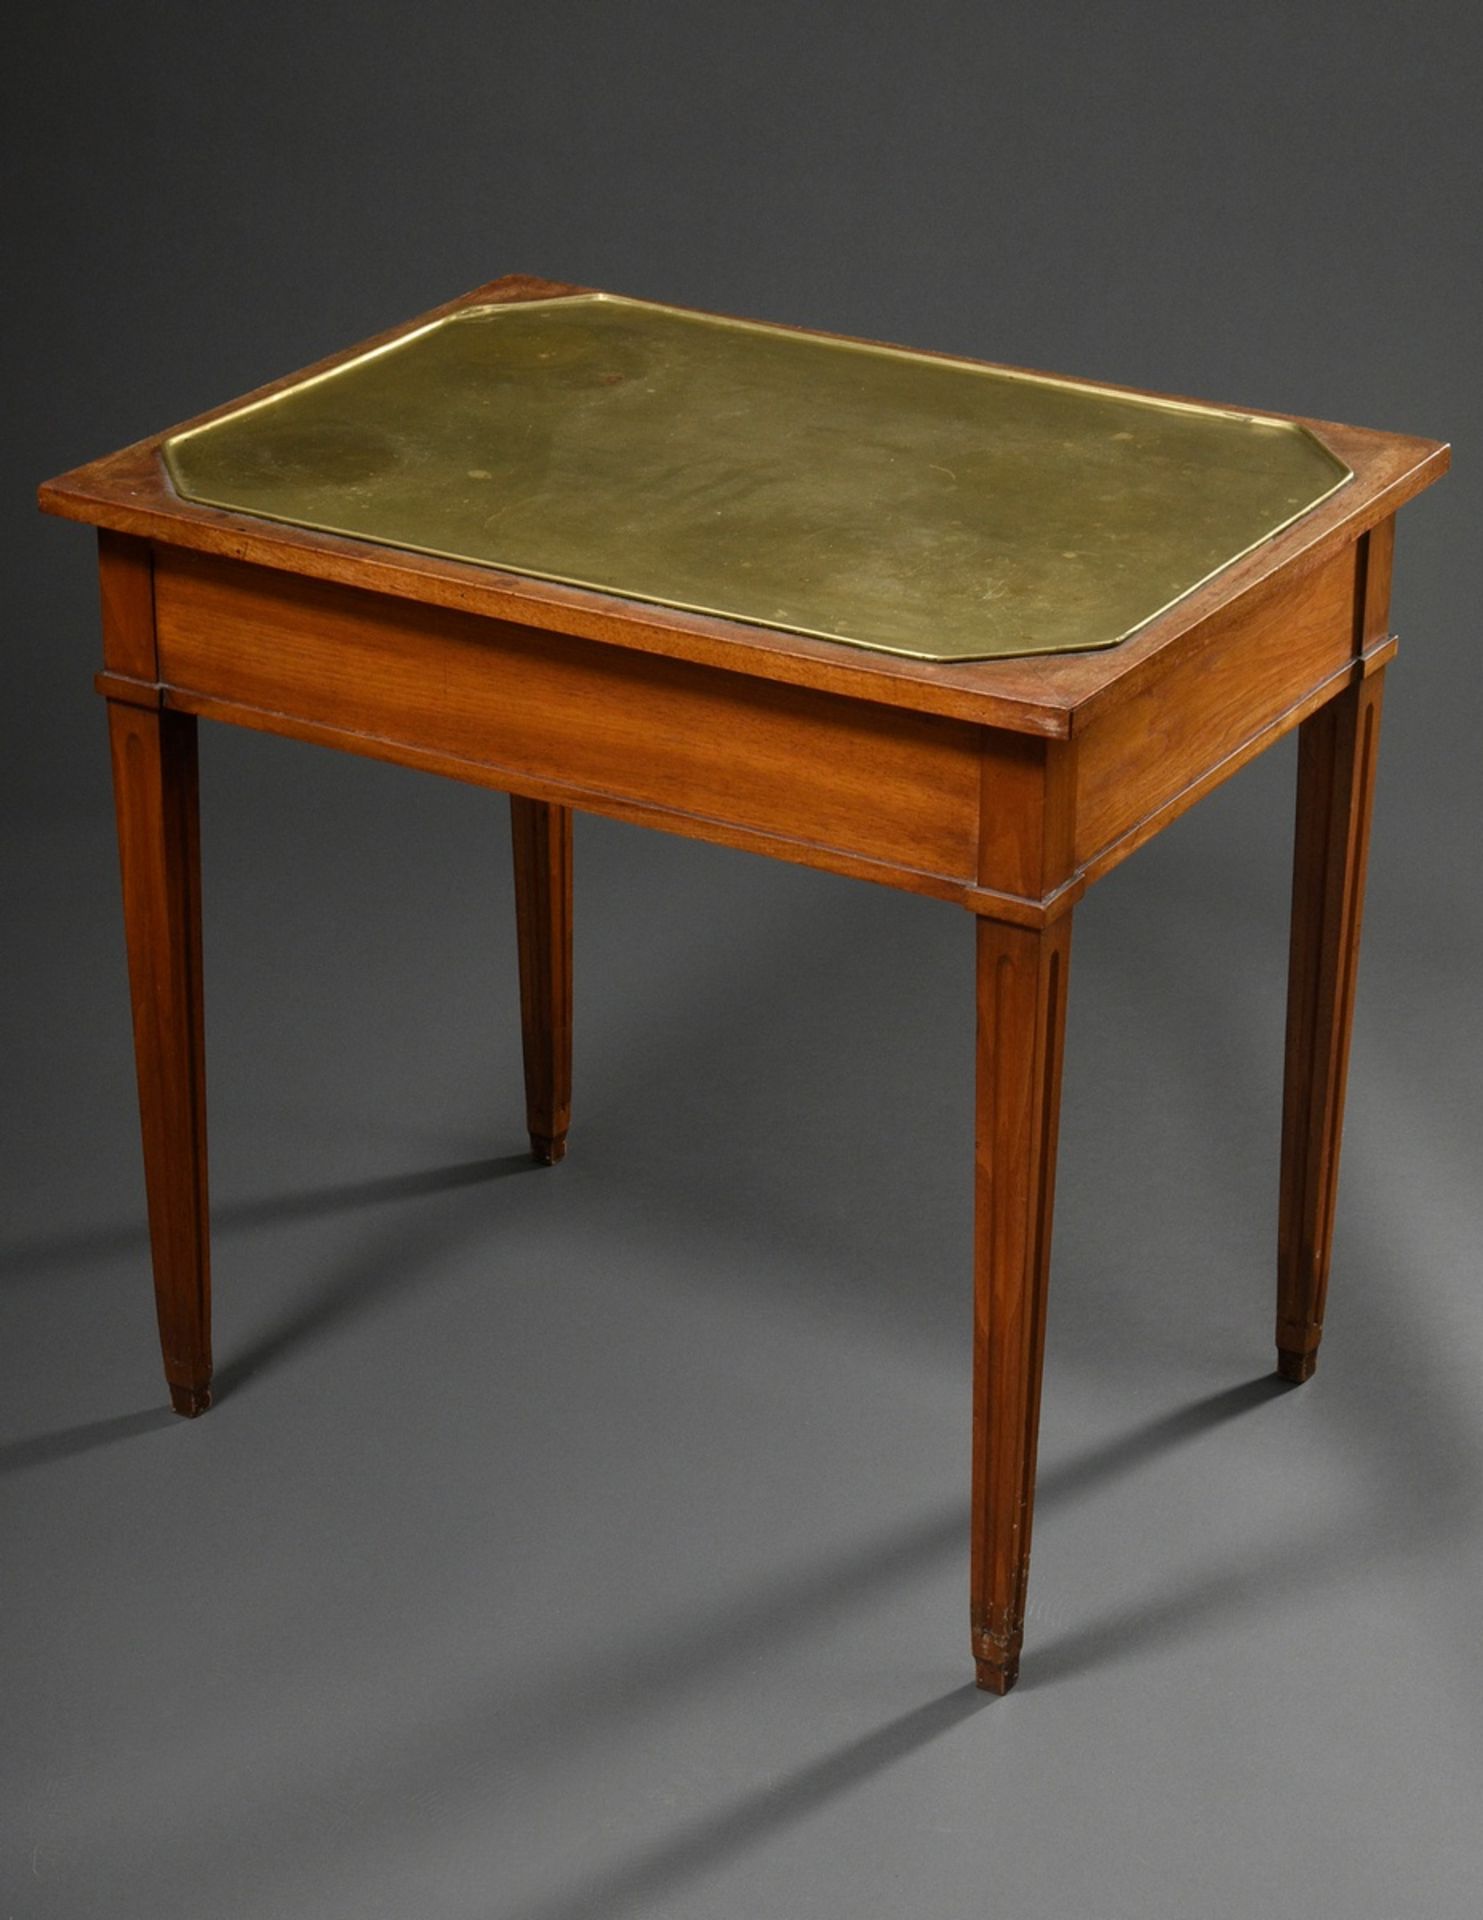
[161, 293, 1355, 665]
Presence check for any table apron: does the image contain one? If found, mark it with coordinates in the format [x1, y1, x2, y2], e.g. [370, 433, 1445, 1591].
[112, 537, 1386, 924]
[149, 548, 986, 904]
[1071, 540, 1368, 872]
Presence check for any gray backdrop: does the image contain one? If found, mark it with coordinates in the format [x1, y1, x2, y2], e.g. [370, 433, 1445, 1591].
[5, 5, 1480, 1917]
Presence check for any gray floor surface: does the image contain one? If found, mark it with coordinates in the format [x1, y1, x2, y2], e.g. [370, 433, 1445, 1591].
[4, 727, 1481, 1918]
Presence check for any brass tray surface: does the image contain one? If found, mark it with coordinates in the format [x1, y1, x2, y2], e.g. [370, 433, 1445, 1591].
[163, 295, 1351, 663]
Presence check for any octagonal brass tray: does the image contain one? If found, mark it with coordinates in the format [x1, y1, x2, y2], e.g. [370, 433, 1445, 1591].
[164, 294, 1351, 663]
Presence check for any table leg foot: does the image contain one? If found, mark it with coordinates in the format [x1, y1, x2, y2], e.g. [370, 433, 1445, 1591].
[169, 1379, 213, 1417]
[974, 1651, 1020, 1696]
[1276, 1345, 1318, 1384]
[529, 1129, 568, 1164]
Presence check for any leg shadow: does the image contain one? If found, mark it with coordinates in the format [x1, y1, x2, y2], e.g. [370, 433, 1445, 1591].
[1036, 1374, 1292, 1511]
[507, 1688, 987, 1920]
[212, 1153, 536, 1401]
[1, 1154, 536, 1283]
[0, 1407, 177, 1477]
[1025, 1485, 1472, 1691]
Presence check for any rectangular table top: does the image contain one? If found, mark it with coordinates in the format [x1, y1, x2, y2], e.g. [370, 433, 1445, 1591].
[161, 294, 1351, 665]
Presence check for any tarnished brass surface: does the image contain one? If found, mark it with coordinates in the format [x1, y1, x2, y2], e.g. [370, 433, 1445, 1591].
[164, 295, 1351, 662]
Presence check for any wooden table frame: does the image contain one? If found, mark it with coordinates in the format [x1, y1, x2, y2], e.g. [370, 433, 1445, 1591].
[39, 276, 1448, 1693]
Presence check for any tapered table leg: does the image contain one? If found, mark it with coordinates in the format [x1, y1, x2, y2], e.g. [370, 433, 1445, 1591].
[510, 796, 573, 1164]
[971, 912, 1072, 1693]
[1276, 672, 1386, 1383]
[107, 701, 212, 1416]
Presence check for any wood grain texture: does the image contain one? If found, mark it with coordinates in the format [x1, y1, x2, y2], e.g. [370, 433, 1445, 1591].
[977, 729, 1078, 903]
[1067, 639, 1395, 906]
[152, 550, 984, 898]
[1276, 669, 1386, 1382]
[1073, 544, 1355, 867]
[98, 529, 158, 680]
[1355, 514, 1395, 649]
[39, 275, 1449, 739]
[510, 797, 573, 1163]
[107, 699, 212, 1416]
[971, 912, 1072, 1694]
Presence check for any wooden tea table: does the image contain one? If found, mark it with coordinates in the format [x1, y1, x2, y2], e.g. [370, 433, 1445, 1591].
[38, 277, 1448, 1691]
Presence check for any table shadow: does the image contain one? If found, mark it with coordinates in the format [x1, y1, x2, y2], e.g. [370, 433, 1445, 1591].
[109, 1372, 1297, 1902]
